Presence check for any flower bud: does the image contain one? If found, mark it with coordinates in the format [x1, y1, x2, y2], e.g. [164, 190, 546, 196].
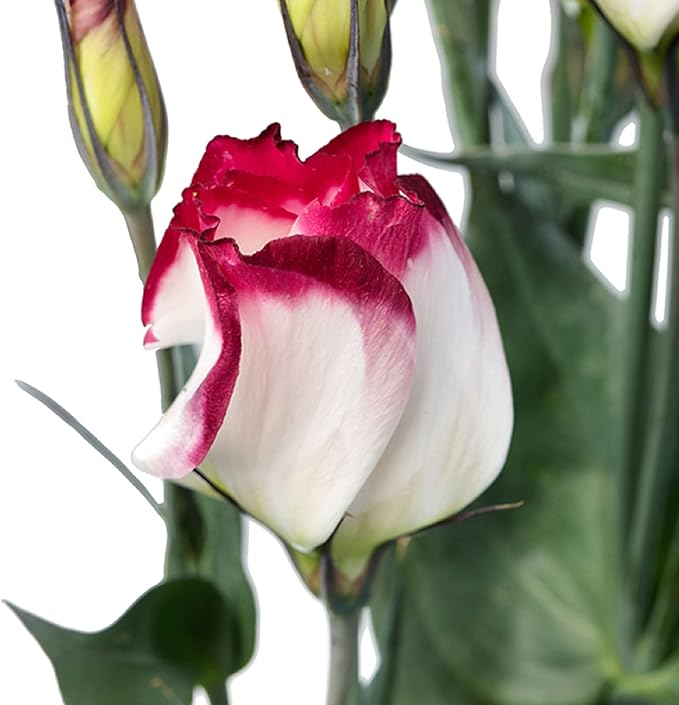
[594, 0, 679, 51]
[55, 0, 167, 212]
[133, 122, 513, 581]
[280, 0, 392, 127]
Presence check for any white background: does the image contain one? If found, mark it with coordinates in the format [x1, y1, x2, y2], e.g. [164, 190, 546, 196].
[0, 1, 638, 703]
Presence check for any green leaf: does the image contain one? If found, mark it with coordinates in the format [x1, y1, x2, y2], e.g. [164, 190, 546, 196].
[616, 658, 679, 704]
[377, 471, 620, 705]
[164, 488, 256, 673]
[403, 143, 670, 209]
[15, 380, 164, 520]
[6, 578, 240, 705]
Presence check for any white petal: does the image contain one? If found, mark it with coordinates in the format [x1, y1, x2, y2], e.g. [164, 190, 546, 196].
[332, 215, 513, 577]
[199, 236, 416, 551]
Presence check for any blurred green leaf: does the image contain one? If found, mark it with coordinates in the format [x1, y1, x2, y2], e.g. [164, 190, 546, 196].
[616, 658, 679, 704]
[403, 144, 669, 209]
[6, 578, 240, 705]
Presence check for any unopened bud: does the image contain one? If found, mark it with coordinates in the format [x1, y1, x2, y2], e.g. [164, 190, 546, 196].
[280, 0, 393, 128]
[55, 0, 167, 211]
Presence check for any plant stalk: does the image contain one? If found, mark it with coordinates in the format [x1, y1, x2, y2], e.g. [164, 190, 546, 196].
[575, 13, 618, 144]
[622, 98, 664, 570]
[636, 52, 679, 660]
[124, 206, 158, 283]
[206, 682, 230, 705]
[123, 206, 178, 410]
[326, 610, 360, 705]
[124, 205, 230, 705]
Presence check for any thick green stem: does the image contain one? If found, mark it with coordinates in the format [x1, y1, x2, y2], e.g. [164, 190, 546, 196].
[637, 120, 679, 663]
[206, 681, 230, 705]
[326, 610, 360, 705]
[623, 100, 664, 564]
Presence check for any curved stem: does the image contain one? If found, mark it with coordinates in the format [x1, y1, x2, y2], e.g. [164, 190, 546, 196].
[327, 610, 360, 705]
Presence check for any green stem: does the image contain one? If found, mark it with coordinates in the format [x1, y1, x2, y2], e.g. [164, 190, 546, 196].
[122, 206, 178, 410]
[575, 14, 618, 144]
[326, 610, 360, 705]
[548, 2, 572, 143]
[623, 99, 664, 570]
[424, 0, 490, 147]
[206, 681, 230, 705]
[637, 100, 679, 661]
[123, 206, 157, 283]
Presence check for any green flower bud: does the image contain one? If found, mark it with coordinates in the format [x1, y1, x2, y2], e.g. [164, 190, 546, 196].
[55, 0, 167, 212]
[280, 0, 393, 128]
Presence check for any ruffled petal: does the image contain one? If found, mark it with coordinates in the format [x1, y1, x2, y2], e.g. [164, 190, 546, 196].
[191, 124, 308, 189]
[199, 235, 416, 551]
[292, 190, 428, 276]
[191, 124, 357, 208]
[331, 177, 514, 577]
[309, 120, 401, 196]
[132, 228, 241, 479]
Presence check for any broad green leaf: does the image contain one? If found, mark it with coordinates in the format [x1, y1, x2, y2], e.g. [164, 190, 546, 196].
[368, 551, 486, 705]
[6, 578, 239, 705]
[389, 469, 620, 705]
[468, 183, 625, 465]
[164, 489, 256, 673]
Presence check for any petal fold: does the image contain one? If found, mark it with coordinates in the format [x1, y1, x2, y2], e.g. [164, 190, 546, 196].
[309, 120, 400, 196]
[199, 235, 416, 550]
[133, 229, 241, 479]
[331, 177, 514, 577]
[135, 231, 417, 551]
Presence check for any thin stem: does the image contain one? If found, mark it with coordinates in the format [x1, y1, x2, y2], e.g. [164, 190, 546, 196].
[574, 14, 618, 144]
[122, 206, 177, 411]
[547, 2, 572, 143]
[326, 610, 360, 705]
[124, 206, 157, 283]
[623, 99, 664, 568]
[122, 205, 200, 594]
[15, 380, 164, 520]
